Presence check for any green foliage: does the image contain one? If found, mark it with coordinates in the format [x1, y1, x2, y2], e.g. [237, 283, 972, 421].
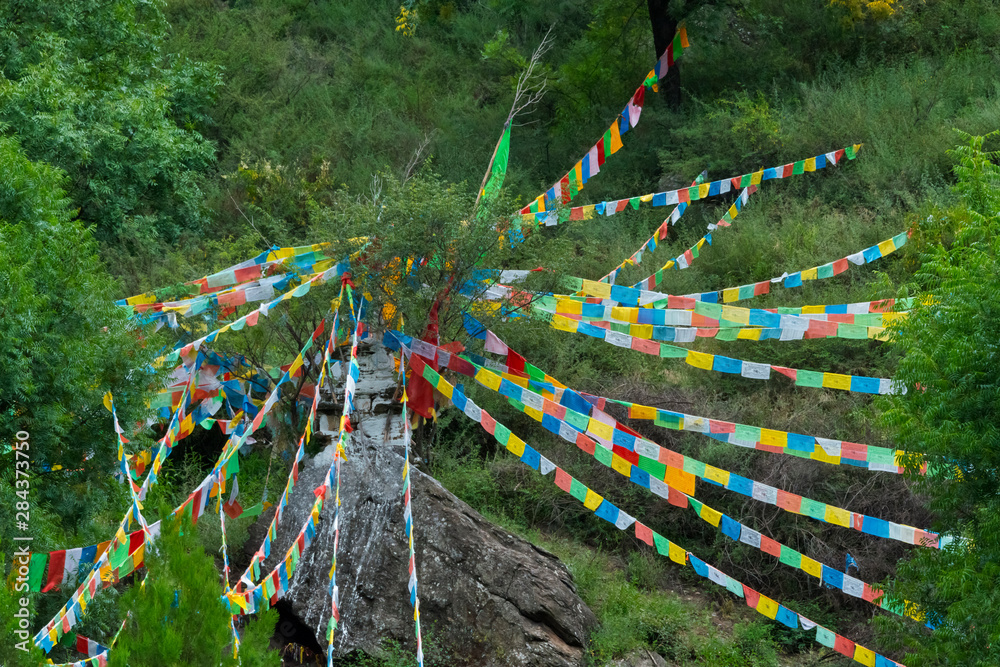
[0, 0, 220, 243]
[0, 557, 47, 667]
[0, 134, 157, 546]
[109, 510, 281, 667]
[875, 132, 1000, 665]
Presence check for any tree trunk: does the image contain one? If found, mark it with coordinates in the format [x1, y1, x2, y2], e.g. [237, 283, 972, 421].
[646, 0, 681, 109]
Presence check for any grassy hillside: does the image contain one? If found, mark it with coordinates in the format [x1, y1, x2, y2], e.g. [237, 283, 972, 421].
[5, 0, 1000, 664]
[149, 0, 1000, 662]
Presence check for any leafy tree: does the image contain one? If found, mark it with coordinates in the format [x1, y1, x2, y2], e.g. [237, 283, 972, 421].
[0, 555, 48, 667]
[109, 510, 281, 667]
[876, 131, 1000, 665]
[0, 134, 156, 543]
[0, 0, 220, 243]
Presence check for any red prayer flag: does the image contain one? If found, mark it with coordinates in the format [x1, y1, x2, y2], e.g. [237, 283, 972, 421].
[554, 468, 573, 493]
[634, 522, 654, 546]
[43, 551, 66, 592]
[834, 635, 855, 657]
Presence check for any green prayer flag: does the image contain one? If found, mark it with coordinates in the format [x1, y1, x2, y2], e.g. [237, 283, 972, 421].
[682, 457, 706, 477]
[652, 532, 672, 557]
[28, 553, 48, 592]
[779, 546, 802, 568]
[569, 479, 588, 502]
[594, 444, 613, 467]
[796, 370, 824, 388]
[482, 123, 511, 205]
[659, 344, 689, 359]
[493, 423, 511, 446]
[637, 455, 667, 480]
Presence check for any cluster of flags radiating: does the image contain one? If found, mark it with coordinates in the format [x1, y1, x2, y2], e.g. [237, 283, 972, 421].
[31, 21, 925, 667]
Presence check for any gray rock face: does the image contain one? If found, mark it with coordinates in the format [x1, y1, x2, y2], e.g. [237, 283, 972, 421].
[250, 339, 596, 666]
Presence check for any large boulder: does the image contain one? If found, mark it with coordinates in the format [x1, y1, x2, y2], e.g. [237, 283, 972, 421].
[247, 339, 596, 666]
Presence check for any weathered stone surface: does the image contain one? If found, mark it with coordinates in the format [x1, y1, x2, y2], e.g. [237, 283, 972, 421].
[610, 649, 668, 667]
[250, 339, 596, 666]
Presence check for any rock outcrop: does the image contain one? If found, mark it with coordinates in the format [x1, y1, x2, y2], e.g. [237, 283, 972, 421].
[247, 338, 596, 666]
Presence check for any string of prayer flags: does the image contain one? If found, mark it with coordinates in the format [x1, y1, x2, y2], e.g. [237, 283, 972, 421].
[541, 308, 900, 395]
[543, 293, 910, 328]
[598, 171, 707, 285]
[119, 242, 334, 307]
[627, 184, 757, 290]
[391, 335, 935, 548]
[536, 297, 907, 343]
[450, 320, 915, 475]
[327, 287, 363, 662]
[589, 392, 914, 474]
[521, 28, 689, 215]
[161, 261, 349, 366]
[236, 288, 342, 591]
[518, 144, 860, 229]
[47, 617, 127, 667]
[677, 230, 911, 305]
[400, 357, 425, 667]
[425, 352, 907, 667]
[33, 319, 322, 652]
[561, 228, 904, 310]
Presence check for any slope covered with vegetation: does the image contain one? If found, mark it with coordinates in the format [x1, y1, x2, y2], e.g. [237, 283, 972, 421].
[2, 0, 1000, 665]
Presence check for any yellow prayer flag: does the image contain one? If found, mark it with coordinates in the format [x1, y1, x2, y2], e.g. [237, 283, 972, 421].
[610, 305, 632, 322]
[878, 238, 896, 256]
[125, 293, 156, 306]
[704, 465, 729, 487]
[824, 505, 851, 528]
[668, 542, 687, 565]
[721, 305, 750, 325]
[582, 205, 596, 220]
[822, 373, 852, 391]
[611, 453, 632, 477]
[551, 314, 579, 333]
[587, 418, 615, 442]
[760, 429, 787, 448]
[630, 324, 653, 340]
[736, 328, 762, 341]
[557, 298, 583, 315]
[698, 182, 710, 199]
[722, 288, 739, 303]
[640, 194, 653, 203]
[750, 169, 764, 185]
[804, 157, 817, 172]
[800, 556, 823, 579]
[582, 280, 612, 299]
[699, 504, 723, 527]
[757, 595, 779, 619]
[685, 350, 714, 370]
[801, 267, 818, 281]
[475, 368, 502, 392]
[435, 377, 454, 399]
[811, 448, 840, 465]
[228, 592, 248, 612]
[631, 405, 657, 420]
[524, 405, 544, 422]
[801, 305, 825, 314]
[506, 435, 526, 457]
[103, 391, 114, 413]
[573, 162, 584, 189]
[853, 645, 876, 667]
[583, 489, 604, 511]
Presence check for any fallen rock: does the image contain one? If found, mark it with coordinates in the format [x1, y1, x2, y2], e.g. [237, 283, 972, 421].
[251, 339, 597, 666]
